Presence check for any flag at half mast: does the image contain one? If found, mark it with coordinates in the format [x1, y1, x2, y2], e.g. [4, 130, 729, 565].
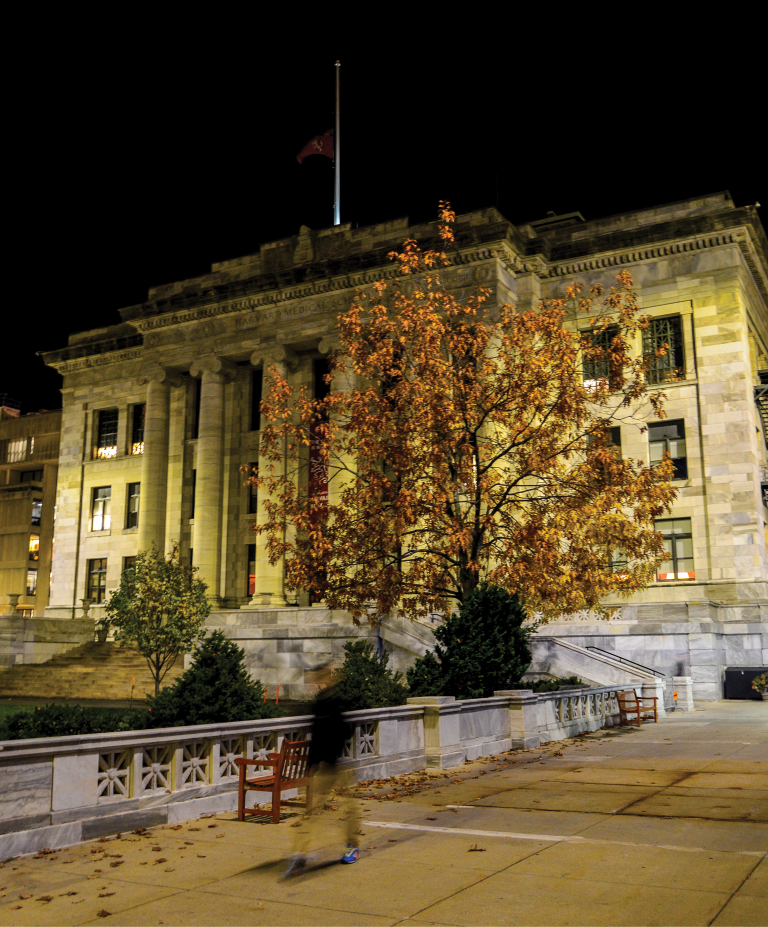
[296, 128, 334, 164]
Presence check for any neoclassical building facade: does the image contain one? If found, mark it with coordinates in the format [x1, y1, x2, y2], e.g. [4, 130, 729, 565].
[42, 193, 768, 698]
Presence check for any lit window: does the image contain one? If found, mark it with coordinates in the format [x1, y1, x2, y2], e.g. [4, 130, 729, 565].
[8, 438, 27, 462]
[644, 316, 685, 385]
[87, 558, 108, 603]
[96, 409, 119, 459]
[31, 499, 42, 526]
[29, 535, 40, 561]
[131, 404, 145, 455]
[649, 420, 687, 480]
[26, 569, 38, 596]
[126, 482, 140, 528]
[656, 518, 695, 581]
[92, 486, 111, 531]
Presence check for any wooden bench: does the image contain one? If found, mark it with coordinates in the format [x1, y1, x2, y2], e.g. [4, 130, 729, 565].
[617, 689, 658, 726]
[235, 739, 313, 823]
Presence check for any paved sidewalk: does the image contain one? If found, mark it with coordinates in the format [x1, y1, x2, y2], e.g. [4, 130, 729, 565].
[0, 701, 765, 926]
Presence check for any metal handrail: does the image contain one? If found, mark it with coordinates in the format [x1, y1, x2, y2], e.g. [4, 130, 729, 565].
[586, 645, 666, 678]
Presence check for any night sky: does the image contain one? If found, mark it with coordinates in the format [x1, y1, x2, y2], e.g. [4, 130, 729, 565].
[5, 23, 763, 414]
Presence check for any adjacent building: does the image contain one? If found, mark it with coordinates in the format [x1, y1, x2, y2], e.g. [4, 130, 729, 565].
[0, 399, 60, 616]
[40, 193, 768, 698]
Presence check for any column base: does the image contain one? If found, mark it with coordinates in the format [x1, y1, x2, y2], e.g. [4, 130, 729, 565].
[245, 592, 288, 608]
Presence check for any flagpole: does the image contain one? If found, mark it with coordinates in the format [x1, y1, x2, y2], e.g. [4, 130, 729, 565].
[334, 60, 341, 226]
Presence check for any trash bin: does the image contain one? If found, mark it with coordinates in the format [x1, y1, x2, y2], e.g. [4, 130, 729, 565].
[723, 667, 767, 700]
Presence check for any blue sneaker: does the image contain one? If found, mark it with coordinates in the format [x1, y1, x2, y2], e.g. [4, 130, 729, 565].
[341, 846, 359, 864]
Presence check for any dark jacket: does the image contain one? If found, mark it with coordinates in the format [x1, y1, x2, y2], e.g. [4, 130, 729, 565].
[307, 683, 351, 768]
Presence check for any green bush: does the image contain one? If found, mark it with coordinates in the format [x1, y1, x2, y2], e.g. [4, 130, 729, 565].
[333, 640, 409, 711]
[147, 631, 278, 727]
[525, 676, 585, 693]
[407, 583, 532, 699]
[0, 704, 150, 741]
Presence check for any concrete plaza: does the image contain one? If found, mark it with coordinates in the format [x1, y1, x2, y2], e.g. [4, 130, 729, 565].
[0, 700, 765, 926]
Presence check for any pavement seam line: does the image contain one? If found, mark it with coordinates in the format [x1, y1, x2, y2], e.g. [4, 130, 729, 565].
[366, 821, 766, 857]
[704, 853, 767, 927]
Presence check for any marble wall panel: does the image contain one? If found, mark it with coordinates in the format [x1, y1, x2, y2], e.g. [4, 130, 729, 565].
[52, 753, 99, 811]
[0, 759, 52, 819]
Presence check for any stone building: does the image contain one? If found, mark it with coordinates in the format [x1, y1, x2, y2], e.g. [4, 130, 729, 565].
[0, 400, 60, 617]
[40, 192, 768, 699]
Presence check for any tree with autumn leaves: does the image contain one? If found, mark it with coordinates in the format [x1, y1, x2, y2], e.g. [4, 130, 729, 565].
[251, 204, 677, 624]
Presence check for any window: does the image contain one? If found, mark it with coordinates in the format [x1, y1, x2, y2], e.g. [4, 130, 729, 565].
[26, 569, 38, 596]
[609, 549, 628, 575]
[92, 486, 111, 531]
[247, 544, 256, 596]
[126, 482, 140, 528]
[655, 518, 695, 581]
[250, 369, 262, 431]
[31, 499, 42, 526]
[122, 555, 136, 574]
[20, 469, 43, 483]
[314, 358, 330, 401]
[7, 438, 27, 462]
[29, 535, 40, 561]
[191, 379, 201, 439]
[649, 420, 687, 479]
[643, 316, 684, 385]
[131, 404, 145, 455]
[96, 409, 119, 458]
[87, 558, 108, 603]
[582, 325, 620, 389]
[247, 463, 258, 514]
[190, 469, 196, 518]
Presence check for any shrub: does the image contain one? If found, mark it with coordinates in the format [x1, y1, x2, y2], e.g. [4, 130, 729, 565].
[147, 631, 278, 727]
[526, 676, 585, 693]
[0, 704, 150, 741]
[407, 583, 532, 699]
[332, 640, 409, 711]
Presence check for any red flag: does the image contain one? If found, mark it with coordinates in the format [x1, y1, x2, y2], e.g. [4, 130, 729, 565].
[297, 129, 334, 164]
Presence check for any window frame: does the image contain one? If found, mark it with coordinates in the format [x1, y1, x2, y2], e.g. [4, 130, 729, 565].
[31, 498, 42, 526]
[643, 315, 685, 385]
[655, 517, 695, 581]
[87, 558, 108, 604]
[91, 486, 112, 531]
[95, 408, 119, 459]
[582, 324, 621, 390]
[648, 419, 688, 480]
[126, 482, 141, 528]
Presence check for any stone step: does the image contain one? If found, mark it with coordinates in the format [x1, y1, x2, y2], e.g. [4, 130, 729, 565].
[0, 642, 184, 701]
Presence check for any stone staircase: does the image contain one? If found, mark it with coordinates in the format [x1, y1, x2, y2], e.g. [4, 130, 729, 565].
[0, 642, 185, 702]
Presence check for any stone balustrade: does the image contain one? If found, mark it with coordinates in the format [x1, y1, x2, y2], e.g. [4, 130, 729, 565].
[0, 684, 640, 858]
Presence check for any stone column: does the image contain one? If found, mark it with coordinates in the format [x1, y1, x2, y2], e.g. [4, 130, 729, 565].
[189, 356, 236, 605]
[318, 335, 356, 512]
[406, 696, 464, 768]
[247, 345, 298, 607]
[136, 367, 182, 555]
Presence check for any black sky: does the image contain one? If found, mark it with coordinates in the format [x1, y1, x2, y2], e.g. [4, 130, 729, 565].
[5, 19, 763, 413]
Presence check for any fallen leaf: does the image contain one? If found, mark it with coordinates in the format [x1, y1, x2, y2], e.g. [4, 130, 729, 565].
[168, 825, 182, 831]
[94, 868, 103, 873]
[59, 892, 79, 897]
[11, 905, 22, 910]
[151, 846, 162, 852]
[426, 817, 437, 821]
[139, 862, 148, 866]
[258, 902, 264, 907]
[164, 868, 175, 872]
[97, 909, 112, 917]
[216, 834, 225, 838]
[468, 844, 486, 852]
[207, 824, 218, 829]
[98, 892, 116, 898]
[36, 895, 53, 902]
[153, 858, 168, 865]
[188, 827, 201, 832]
[73, 899, 85, 904]
[197, 854, 207, 858]
[109, 861, 124, 868]
[184, 841, 194, 846]
[19, 894, 32, 899]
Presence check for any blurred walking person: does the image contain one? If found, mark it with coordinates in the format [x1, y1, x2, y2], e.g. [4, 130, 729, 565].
[283, 663, 361, 878]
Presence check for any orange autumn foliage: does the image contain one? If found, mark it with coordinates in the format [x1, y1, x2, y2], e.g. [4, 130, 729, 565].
[251, 203, 676, 623]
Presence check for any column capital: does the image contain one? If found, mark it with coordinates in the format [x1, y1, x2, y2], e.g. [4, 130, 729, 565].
[189, 356, 237, 381]
[136, 365, 184, 388]
[250, 344, 299, 371]
[318, 335, 343, 355]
